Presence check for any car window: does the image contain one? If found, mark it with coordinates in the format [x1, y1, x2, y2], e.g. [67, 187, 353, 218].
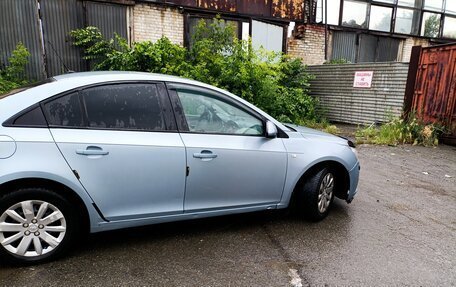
[44, 92, 84, 127]
[11, 106, 48, 127]
[177, 90, 263, 135]
[82, 84, 166, 131]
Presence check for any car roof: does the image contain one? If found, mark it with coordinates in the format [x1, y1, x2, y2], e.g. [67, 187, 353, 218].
[51, 71, 234, 96]
[53, 71, 195, 85]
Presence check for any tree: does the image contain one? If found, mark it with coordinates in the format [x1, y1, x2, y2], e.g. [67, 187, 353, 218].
[423, 14, 440, 38]
[70, 20, 319, 124]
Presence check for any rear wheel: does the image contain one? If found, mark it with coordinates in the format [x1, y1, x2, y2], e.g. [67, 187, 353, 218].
[296, 168, 335, 221]
[0, 188, 79, 264]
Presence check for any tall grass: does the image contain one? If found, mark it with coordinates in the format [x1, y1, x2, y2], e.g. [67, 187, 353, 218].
[355, 113, 446, 146]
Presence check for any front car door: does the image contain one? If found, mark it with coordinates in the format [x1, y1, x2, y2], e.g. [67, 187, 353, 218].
[44, 82, 186, 221]
[167, 84, 288, 212]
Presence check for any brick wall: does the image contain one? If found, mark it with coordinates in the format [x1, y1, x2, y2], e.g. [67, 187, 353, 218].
[133, 3, 184, 45]
[288, 24, 327, 65]
[401, 37, 430, 62]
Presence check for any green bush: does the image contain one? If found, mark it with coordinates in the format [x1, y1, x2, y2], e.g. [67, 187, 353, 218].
[0, 42, 30, 94]
[70, 27, 190, 75]
[70, 19, 319, 124]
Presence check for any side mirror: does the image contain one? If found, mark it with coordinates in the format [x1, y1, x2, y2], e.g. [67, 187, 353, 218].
[265, 121, 278, 138]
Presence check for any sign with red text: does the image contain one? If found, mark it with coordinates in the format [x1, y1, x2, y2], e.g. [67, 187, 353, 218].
[353, 71, 373, 88]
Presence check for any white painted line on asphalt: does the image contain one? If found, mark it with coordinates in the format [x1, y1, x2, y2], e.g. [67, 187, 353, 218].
[288, 268, 303, 287]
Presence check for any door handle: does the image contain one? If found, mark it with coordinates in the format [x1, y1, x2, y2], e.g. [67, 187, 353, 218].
[193, 150, 217, 159]
[76, 146, 109, 156]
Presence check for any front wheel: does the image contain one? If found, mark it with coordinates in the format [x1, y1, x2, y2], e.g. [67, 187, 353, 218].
[0, 188, 79, 264]
[296, 168, 335, 221]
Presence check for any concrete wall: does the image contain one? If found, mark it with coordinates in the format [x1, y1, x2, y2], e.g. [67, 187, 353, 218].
[308, 62, 410, 124]
[133, 3, 184, 45]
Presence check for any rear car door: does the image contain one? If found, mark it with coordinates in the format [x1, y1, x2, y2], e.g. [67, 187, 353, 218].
[168, 84, 288, 212]
[44, 82, 186, 221]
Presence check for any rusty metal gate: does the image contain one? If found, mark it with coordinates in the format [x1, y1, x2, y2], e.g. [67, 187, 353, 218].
[404, 43, 456, 144]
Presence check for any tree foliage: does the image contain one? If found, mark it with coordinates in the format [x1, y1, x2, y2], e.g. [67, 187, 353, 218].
[70, 19, 318, 123]
[0, 42, 30, 94]
[423, 14, 440, 38]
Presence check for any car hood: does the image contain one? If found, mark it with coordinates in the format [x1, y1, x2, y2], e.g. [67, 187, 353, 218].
[283, 123, 348, 145]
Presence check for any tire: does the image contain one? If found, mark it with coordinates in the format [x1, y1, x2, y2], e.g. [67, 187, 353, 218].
[296, 168, 335, 221]
[0, 188, 80, 265]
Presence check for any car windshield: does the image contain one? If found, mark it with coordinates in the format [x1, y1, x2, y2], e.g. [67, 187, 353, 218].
[0, 78, 55, 99]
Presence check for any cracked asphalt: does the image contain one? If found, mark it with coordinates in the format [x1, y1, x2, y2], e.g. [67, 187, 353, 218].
[1, 144, 455, 286]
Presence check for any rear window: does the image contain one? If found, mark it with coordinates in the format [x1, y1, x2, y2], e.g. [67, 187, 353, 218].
[44, 92, 84, 127]
[82, 84, 166, 131]
[11, 106, 47, 126]
[42, 83, 167, 131]
[0, 78, 55, 99]
[2, 105, 48, 127]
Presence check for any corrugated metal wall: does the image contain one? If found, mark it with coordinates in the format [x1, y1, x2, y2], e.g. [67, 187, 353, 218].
[331, 31, 401, 63]
[331, 32, 356, 63]
[40, 0, 86, 77]
[86, 1, 128, 40]
[377, 37, 400, 62]
[0, 0, 46, 80]
[358, 34, 377, 63]
[308, 62, 409, 124]
[1, 0, 128, 80]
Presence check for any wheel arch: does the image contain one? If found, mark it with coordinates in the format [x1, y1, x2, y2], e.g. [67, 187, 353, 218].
[0, 177, 91, 234]
[290, 160, 350, 206]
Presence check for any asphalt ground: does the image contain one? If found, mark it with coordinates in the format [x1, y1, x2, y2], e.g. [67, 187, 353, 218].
[1, 144, 455, 286]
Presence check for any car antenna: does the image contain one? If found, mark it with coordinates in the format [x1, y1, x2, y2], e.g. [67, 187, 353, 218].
[46, 40, 74, 74]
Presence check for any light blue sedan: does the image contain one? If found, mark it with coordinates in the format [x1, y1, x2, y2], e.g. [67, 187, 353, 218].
[0, 72, 359, 264]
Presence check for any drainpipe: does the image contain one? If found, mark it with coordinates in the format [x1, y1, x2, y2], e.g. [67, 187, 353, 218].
[324, 0, 328, 60]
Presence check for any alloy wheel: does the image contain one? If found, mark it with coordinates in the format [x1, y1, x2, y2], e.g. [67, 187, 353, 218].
[317, 173, 334, 213]
[0, 200, 66, 257]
